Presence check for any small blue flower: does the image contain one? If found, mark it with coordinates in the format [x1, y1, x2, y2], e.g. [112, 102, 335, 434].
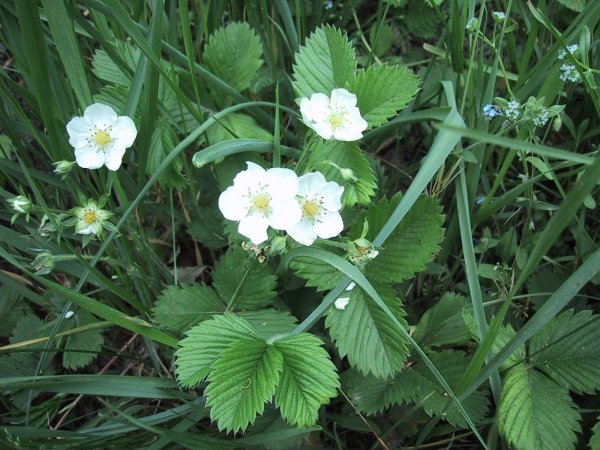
[483, 104, 502, 119]
[324, 1, 334, 10]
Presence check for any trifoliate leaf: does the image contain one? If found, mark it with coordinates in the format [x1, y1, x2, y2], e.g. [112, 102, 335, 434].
[414, 293, 471, 347]
[206, 113, 272, 146]
[342, 368, 413, 414]
[206, 338, 283, 433]
[292, 25, 357, 98]
[213, 247, 278, 310]
[325, 283, 409, 379]
[348, 65, 420, 128]
[152, 284, 225, 334]
[237, 309, 298, 339]
[62, 311, 104, 370]
[357, 194, 445, 284]
[175, 313, 264, 388]
[530, 309, 600, 394]
[307, 138, 377, 207]
[204, 22, 264, 93]
[498, 364, 580, 450]
[274, 333, 340, 428]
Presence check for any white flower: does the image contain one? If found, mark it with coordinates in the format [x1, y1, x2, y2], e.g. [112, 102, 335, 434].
[559, 63, 581, 83]
[505, 100, 521, 121]
[465, 17, 479, 31]
[300, 88, 368, 141]
[66, 103, 137, 171]
[218, 162, 302, 245]
[8, 195, 32, 214]
[334, 282, 355, 310]
[73, 200, 112, 235]
[558, 44, 578, 60]
[287, 172, 344, 246]
[492, 11, 506, 21]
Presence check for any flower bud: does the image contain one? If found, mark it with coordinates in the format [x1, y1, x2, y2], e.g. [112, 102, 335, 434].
[53, 160, 76, 177]
[32, 250, 55, 275]
[339, 167, 358, 183]
[552, 116, 562, 132]
[8, 195, 32, 214]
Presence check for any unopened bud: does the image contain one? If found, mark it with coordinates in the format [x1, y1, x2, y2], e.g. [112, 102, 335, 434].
[8, 195, 32, 214]
[53, 160, 76, 177]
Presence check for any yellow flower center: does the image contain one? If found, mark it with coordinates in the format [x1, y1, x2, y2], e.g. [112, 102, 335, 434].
[252, 193, 270, 212]
[94, 130, 111, 146]
[83, 210, 98, 225]
[303, 200, 320, 219]
[329, 113, 343, 129]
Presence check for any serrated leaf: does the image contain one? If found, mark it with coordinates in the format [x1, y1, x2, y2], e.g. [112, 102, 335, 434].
[342, 368, 413, 414]
[213, 247, 277, 310]
[274, 333, 340, 428]
[187, 206, 228, 249]
[290, 251, 346, 292]
[152, 284, 224, 334]
[348, 65, 420, 128]
[237, 309, 297, 339]
[0, 286, 31, 336]
[207, 113, 272, 146]
[403, 350, 489, 427]
[415, 293, 471, 347]
[359, 195, 445, 284]
[204, 22, 264, 93]
[147, 122, 186, 189]
[63, 327, 103, 370]
[325, 283, 409, 379]
[307, 138, 377, 206]
[92, 44, 138, 87]
[175, 313, 264, 388]
[498, 364, 580, 450]
[530, 309, 600, 394]
[206, 338, 282, 433]
[292, 25, 357, 98]
[590, 417, 600, 449]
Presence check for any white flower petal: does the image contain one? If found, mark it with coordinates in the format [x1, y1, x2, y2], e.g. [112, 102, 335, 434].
[66, 117, 92, 148]
[84, 103, 118, 129]
[346, 282, 356, 291]
[301, 93, 330, 123]
[330, 88, 358, 110]
[111, 116, 137, 148]
[269, 198, 302, 230]
[218, 187, 249, 221]
[287, 218, 318, 246]
[238, 214, 270, 244]
[104, 145, 127, 171]
[232, 162, 265, 192]
[297, 172, 327, 198]
[266, 168, 299, 200]
[320, 181, 344, 211]
[333, 124, 365, 142]
[310, 121, 334, 140]
[314, 210, 343, 239]
[74, 146, 105, 170]
[334, 297, 350, 310]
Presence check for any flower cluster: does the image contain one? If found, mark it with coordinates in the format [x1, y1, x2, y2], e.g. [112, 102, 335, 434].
[219, 162, 344, 246]
[505, 100, 521, 121]
[66, 103, 137, 171]
[558, 44, 578, 61]
[559, 64, 581, 83]
[492, 11, 506, 21]
[483, 104, 502, 120]
[465, 17, 479, 32]
[300, 88, 367, 141]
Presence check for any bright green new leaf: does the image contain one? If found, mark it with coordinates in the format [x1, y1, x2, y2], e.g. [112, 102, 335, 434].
[212, 247, 278, 310]
[292, 25, 357, 98]
[415, 293, 471, 347]
[348, 64, 420, 128]
[498, 364, 580, 450]
[203, 22, 264, 93]
[274, 333, 340, 428]
[152, 284, 224, 334]
[206, 338, 282, 433]
[307, 138, 377, 206]
[530, 309, 600, 394]
[175, 313, 263, 388]
[325, 283, 409, 379]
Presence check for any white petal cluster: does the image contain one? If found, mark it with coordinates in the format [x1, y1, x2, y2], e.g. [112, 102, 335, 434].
[218, 162, 302, 245]
[218, 163, 345, 246]
[66, 103, 137, 171]
[300, 88, 368, 141]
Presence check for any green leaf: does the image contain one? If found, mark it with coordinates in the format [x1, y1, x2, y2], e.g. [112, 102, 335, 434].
[274, 333, 339, 428]
[147, 122, 186, 189]
[152, 284, 224, 334]
[498, 364, 580, 450]
[307, 139, 377, 206]
[203, 22, 264, 93]
[414, 293, 471, 347]
[207, 113, 272, 145]
[62, 312, 104, 370]
[292, 25, 357, 98]
[348, 64, 420, 128]
[359, 195, 445, 284]
[187, 206, 228, 249]
[342, 368, 413, 414]
[290, 250, 346, 292]
[213, 247, 278, 310]
[557, 0, 585, 12]
[92, 44, 138, 87]
[206, 338, 282, 433]
[530, 309, 600, 394]
[590, 417, 600, 449]
[237, 309, 298, 339]
[325, 283, 409, 379]
[175, 313, 263, 388]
